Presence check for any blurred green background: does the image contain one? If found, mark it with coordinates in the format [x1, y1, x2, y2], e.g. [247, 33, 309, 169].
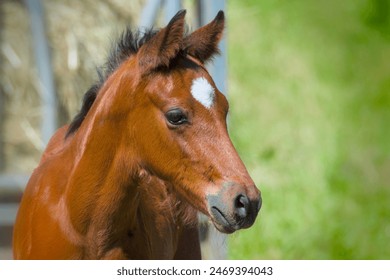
[226, 0, 390, 259]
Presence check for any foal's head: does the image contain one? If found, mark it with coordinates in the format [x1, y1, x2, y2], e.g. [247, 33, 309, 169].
[68, 10, 261, 234]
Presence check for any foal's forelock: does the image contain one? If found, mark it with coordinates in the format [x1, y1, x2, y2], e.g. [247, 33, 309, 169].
[66, 10, 224, 138]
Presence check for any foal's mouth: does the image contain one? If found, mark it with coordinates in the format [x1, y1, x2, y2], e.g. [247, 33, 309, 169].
[206, 191, 262, 234]
[209, 206, 241, 234]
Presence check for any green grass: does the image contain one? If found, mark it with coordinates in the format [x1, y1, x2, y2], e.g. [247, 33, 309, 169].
[226, 0, 390, 259]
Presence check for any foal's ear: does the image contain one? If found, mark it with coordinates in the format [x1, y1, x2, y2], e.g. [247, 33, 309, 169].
[138, 10, 186, 73]
[184, 11, 225, 63]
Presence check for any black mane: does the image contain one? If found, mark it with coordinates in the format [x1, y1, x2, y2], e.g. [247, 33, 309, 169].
[65, 27, 158, 138]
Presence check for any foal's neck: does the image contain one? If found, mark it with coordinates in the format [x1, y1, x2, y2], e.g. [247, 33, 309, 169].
[66, 125, 192, 258]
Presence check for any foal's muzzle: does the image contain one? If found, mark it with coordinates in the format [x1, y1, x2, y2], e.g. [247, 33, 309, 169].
[207, 183, 262, 234]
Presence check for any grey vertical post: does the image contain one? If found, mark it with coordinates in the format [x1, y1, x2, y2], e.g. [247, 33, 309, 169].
[25, 0, 57, 146]
[139, 0, 162, 28]
[0, 0, 4, 171]
[199, 0, 227, 96]
[0, 89, 4, 171]
[198, 0, 227, 260]
[164, 0, 182, 23]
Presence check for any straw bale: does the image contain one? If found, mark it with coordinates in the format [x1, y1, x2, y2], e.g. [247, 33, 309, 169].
[0, 0, 144, 173]
[1, 1, 40, 173]
[45, 0, 145, 117]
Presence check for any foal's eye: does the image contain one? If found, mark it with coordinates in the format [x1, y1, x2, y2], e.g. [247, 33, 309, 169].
[165, 109, 188, 126]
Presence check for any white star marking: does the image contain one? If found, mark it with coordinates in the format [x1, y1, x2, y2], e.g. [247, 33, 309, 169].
[191, 77, 215, 109]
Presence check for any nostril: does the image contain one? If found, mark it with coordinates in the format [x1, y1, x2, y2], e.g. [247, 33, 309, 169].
[234, 194, 249, 218]
[257, 196, 263, 212]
